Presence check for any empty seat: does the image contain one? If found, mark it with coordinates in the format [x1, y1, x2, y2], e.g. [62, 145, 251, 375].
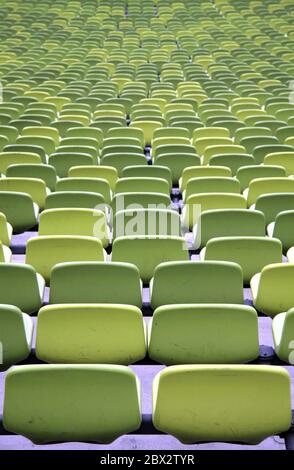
[113, 208, 181, 239]
[26, 236, 106, 285]
[245, 177, 294, 207]
[3, 365, 141, 444]
[39, 209, 109, 248]
[148, 304, 259, 365]
[122, 165, 172, 190]
[150, 261, 243, 309]
[112, 236, 189, 283]
[6, 164, 57, 191]
[236, 165, 286, 192]
[272, 307, 294, 363]
[49, 262, 142, 307]
[251, 263, 294, 317]
[153, 365, 291, 444]
[255, 193, 294, 225]
[0, 212, 12, 246]
[180, 166, 232, 192]
[115, 177, 170, 195]
[0, 151, 41, 174]
[0, 177, 48, 210]
[268, 210, 294, 254]
[264, 152, 294, 176]
[68, 166, 118, 191]
[194, 209, 266, 249]
[36, 304, 146, 365]
[0, 304, 33, 370]
[201, 236, 282, 284]
[184, 177, 240, 202]
[56, 178, 111, 205]
[45, 191, 105, 211]
[183, 193, 247, 229]
[0, 264, 44, 314]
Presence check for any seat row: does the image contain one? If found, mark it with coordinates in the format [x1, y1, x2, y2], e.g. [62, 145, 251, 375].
[1, 364, 292, 446]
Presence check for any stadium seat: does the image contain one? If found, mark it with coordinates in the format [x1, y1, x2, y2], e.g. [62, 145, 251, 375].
[0, 304, 33, 370]
[201, 236, 282, 284]
[251, 263, 294, 316]
[148, 304, 259, 364]
[112, 236, 189, 283]
[0, 264, 44, 314]
[49, 261, 142, 307]
[150, 261, 243, 309]
[272, 307, 294, 363]
[3, 365, 141, 444]
[153, 365, 291, 444]
[26, 236, 106, 285]
[36, 304, 146, 365]
[194, 209, 266, 249]
[268, 210, 294, 254]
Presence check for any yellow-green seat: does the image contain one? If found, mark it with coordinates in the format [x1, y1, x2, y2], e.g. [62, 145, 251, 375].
[36, 304, 146, 365]
[148, 304, 259, 365]
[153, 365, 291, 444]
[3, 364, 141, 444]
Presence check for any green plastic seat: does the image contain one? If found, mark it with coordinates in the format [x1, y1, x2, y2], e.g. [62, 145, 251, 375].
[239, 136, 279, 154]
[236, 165, 287, 191]
[0, 212, 12, 246]
[68, 166, 118, 191]
[115, 177, 169, 196]
[0, 177, 48, 210]
[253, 144, 294, 164]
[268, 210, 294, 254]
[48, 152, 95, 178]
[36, 303, 146, 365]
[122, 165, 172, 190]
[201, 236, 282, 284]
[209, 154, 255, 176]
[0, 304, 33, 370]
[245, 177, 294, 207]
[39, 209, 109, 249]
[255, 193, 294, 225]
[26, 236, 106, 285]
[194, 209, 266, 249]
[272, 307, 294, 363]
[251, 263, 294, 317]
[112, 236, 189, 283]
[264, 152, 294, 176]
[130, 120, 163, 145]
[16, 135, 56, 155]
[0, 126, 18, 144]
[150, 261, 244, 309]
[0, 264, 44, 314]
[0, 191, 38, 233]
[183, 193, 247, 229]
[179, 166, 232, 191]
[45, 192, 105, 211]
[113, 208, 181, 239]
[3, 364, 141, 444]
[153, 365, 291, 444]
[112, 192, 171, 213]
[56, 177, 111, 204]
[148, 304, 259, 364]
[6, 164, 57, 191]
[49, 261, 142, 307]
[0, 151, 41, 174]
[184, 177, 240, 202]
[154, 153, 201, 185]
[203, 144, 246, 165]
[102, 153, 147, 177]
[21, 126, 60, 146]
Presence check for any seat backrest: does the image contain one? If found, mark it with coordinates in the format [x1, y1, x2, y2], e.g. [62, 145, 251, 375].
[148, 304, 259, 365]
[152, 365, 291, 444]
[247, 177, 294, 206]
[45, 191, 105, 210]
[3, 364, 141, 444]
[112, 236, 189, 283]
[151, 260, 244, 308]
[256, 193, 294, 225]
[49, 261, 142, 307]
[26, 236, 105, 285]
[0, 304, 32, 369]
[0, 263, 43, 313]
[194, 209, 266, 249]
[0, 192, 37, 232]
[236, 165, 286, 191]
